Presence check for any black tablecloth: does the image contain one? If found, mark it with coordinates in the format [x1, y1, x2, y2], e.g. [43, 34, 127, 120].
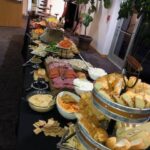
[16, 100, 71, 150]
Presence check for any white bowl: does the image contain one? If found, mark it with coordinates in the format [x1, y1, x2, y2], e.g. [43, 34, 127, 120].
[28, 102, 54, 112]
[73, 78, 93, 95]
[56, 91, 80, 120]
[27, 91, 55, 113]
[88, 67, 107, 80]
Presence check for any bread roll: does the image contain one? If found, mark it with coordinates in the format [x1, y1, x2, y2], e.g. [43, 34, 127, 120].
[106, 137, 117, 149]
[129, 131, 150, 149]
[114, 139, 131, 150]
[130, 138, 145, 150]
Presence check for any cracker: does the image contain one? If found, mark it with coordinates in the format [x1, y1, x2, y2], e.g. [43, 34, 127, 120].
[33, 127, 42, 135]
[33, 118, 66, 137]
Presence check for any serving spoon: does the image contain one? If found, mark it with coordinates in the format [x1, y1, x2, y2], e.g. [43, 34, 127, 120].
[78, 53, 90, 70]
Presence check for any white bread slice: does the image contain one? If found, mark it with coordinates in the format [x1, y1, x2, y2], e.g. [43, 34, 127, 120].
[113, 95, 126, 106]
[98, 90, 115, 102]
[121, 91, 135, 107]
[113, 78, 124, 95]
[143, 83, 150, 95]
[114, 139, 131, 150]
[94, 80, 109, 90]
[144, 94, 150, 108]
[135, 94, 145, 109]
[127, 76, 141, 87]
[129, 138, 145, 150]
[107, 73, 118, 85]
[105, 137, 117, 150]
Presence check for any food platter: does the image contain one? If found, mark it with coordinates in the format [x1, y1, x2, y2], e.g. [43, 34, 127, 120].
[93, 88, 150, 123]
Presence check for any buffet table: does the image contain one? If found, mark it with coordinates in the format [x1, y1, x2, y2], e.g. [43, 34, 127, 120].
[16, 17, 150, 150]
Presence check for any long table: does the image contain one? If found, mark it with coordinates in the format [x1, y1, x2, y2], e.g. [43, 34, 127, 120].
[16, 18, 150, 150]
[16, 31, 74, 150]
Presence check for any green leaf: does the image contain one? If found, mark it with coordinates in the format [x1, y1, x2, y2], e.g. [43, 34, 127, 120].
[82, 14, 93, 27]
[88, 5, 96, 14]
[118, 0, 150, 20]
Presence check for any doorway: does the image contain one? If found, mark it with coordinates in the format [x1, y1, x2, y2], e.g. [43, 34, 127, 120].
[108, 13, 141, 69]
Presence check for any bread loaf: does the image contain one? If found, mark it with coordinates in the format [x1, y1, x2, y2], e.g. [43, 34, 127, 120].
[106, 137, 117, 149]
[114, 139, 131, 150]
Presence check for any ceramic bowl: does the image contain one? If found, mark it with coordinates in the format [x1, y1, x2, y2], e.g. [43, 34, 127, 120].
[73, 78, 93, 95]
[88, 67, 107, 80]
[27, 91, 55, 113]
[56, 91, 80, 120]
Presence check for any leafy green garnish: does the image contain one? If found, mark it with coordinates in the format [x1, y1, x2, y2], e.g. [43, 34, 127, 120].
[45, 42, 60, 53]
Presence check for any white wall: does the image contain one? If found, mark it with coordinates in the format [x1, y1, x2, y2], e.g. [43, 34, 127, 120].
[22, 0, 28, 15]
[47, 0, 65, 18]
[27, 0, 32, 11]
[81, 0, 121, 55]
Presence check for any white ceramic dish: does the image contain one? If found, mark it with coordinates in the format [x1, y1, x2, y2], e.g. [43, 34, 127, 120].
[56, 91, 80, 120]
[27, 91, 55, 113]
[28, 101, 54, 112]
[73, 78, 93, 95]
[88, 67, 107, 80]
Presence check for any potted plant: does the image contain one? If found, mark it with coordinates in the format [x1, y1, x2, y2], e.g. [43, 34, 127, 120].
[77, 0, 112, 50]
[78, 13, 93, 50]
